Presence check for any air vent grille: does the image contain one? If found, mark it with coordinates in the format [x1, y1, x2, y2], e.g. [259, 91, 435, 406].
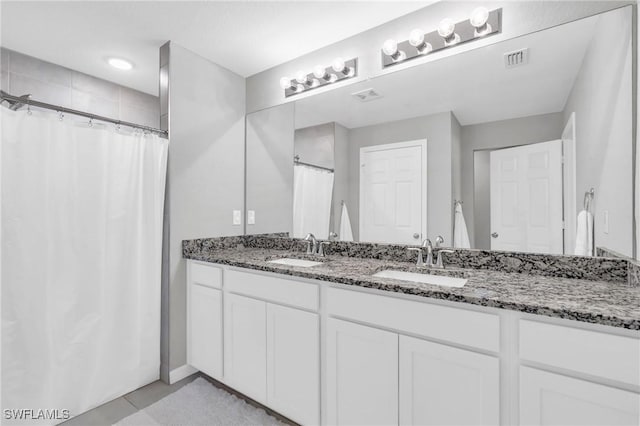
[504, 48, 529, 68]
[352, 88, 383, 102]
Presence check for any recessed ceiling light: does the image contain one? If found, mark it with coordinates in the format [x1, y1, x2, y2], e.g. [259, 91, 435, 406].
[107, 57, 133, 71]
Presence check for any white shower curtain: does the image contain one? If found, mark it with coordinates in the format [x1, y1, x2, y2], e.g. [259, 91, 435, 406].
[1, 109, 167, 424]
[292, 164, 334, 239]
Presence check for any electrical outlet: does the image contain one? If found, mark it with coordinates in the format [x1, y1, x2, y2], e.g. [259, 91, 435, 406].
[233, 210, 242, 225]
[248, 210, 256, 225]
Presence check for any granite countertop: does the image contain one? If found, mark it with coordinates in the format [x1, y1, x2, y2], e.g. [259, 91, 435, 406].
[184, 246, 640, 330]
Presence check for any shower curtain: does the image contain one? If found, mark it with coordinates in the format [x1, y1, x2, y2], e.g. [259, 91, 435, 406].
[1, 109, 168, 424]
[292, 164, 334, 239]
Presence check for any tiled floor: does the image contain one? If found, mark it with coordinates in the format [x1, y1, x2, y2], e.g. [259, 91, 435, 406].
[60, 373, 296, 426]
[61, 374, 200, 425]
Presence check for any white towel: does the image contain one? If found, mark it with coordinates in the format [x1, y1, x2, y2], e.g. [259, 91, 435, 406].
[453, 202, 471, 249]
[574, 210, 594, 256]
[339, 202, 354, 242]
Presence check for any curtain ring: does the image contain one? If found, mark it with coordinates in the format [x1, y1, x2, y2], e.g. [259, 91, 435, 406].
[88, 118, 93, 127]
[27, 104, 32, 115]
[58, 111, 64, 121]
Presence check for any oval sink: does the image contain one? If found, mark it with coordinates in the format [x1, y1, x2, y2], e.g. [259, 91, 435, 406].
[373, 269, 467, 288]
[268, 258, 324, 268]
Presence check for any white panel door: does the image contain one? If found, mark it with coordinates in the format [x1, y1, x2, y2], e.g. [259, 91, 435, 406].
[187, 284, 223, 380]
[326, 318, 399, 425]
[223, 293, 267, 403]
[360, 140, 427, 244]
[490, 140, 563, 254]
[520, 367, 640, 426]
[399, 336, 499, 426]
[266, 304, 320, 426]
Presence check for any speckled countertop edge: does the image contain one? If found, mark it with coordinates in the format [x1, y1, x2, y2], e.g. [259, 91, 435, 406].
[184, 246, 640, 331]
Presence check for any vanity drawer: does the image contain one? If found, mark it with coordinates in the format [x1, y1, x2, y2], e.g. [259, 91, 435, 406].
[226, 269, 319, 311]
[326, 287, 500, 352]
[189, 261, 223, 289]
[519, 319, 640, 386]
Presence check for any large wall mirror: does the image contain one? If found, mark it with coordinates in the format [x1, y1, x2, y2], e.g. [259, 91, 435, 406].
[245, 6, 635, 258]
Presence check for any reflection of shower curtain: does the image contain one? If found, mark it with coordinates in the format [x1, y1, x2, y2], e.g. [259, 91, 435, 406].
[2, 109, 167, 423]
[292, 164, 334, 239]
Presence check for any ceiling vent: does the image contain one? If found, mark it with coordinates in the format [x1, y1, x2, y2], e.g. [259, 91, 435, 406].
[352, 88, 383, 102]
[504, 48, 529, 68]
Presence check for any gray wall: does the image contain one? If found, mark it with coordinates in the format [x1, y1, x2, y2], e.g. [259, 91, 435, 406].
[245, 1, 632, 113]
[166, 42, 245, 371]
[333, 123, 350, 236]
[246, 103, 295, 235]
[294, 122, 335, 169]
[347, 111, 455, 243]
[451, 114, 462, 232]
[563, 6, 633, 256]
[473, 150, 492, 250]
[461, 112, 565, 247]
[1, 48, 158, 128]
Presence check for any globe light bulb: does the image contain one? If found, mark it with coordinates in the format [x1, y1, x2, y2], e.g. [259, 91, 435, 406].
[313, 65, 327, 79]
[332, 57, 346, 73]
[437, 18, 455, 38]
[409, 29, 425, 47]
[382, 39, 398, 56]
[470, 7, 489, 28]
[279, 77, 292, 90]
[295, 70, 309, 84]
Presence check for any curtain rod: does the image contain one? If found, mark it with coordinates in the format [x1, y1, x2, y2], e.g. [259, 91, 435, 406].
[294, 155, 334, 173]
[0, 90, 168, 138]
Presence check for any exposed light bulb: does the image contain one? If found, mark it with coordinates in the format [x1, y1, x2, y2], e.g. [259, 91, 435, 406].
[382, 39, 398, 56]
[295, 70, 309, 84]
[279, 77, 292, 90]
[437, 18, 455, 38]
[470, 7, 491, 36]
[313, 65, 327, 80]
[108, 57, 133, 71]
[409, 29, 425, 47]
[332, 57, 346, 74]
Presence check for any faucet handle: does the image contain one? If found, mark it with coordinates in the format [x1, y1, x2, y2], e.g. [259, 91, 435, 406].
[435, 249, 455, 268]
[435, 235, 444, 248]
[407, 247, 424, 267]
[318, 241, 330, 257]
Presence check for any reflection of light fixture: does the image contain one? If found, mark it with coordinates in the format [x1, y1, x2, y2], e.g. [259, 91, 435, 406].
[437, 18, 460, 45]
[382, 39, 406, 62]
[280, 58, 358, 97]
[408, 29, 433, 55]
[470, 7, 491, 37]
[279, 77, 292, 90]
[295, 70, 310, 85]
[108, 57, 133, 70]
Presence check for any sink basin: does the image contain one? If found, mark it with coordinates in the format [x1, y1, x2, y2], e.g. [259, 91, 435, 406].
[373, 269, 467, 288]
[267, 258, 324, 268]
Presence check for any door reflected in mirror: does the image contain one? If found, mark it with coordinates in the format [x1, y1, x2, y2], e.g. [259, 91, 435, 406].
[245, 6, 634, 258]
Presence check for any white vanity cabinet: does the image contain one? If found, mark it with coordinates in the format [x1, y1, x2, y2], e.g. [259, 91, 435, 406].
[399, 336, 499, 425]
[326, 318, 399, 426]
[187, 260, 640, 426]
[187, 262, 223, 381]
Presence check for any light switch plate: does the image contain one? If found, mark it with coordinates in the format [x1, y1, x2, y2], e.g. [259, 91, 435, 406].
[233, 210, 242, 225]
[248, 210, 256, 225]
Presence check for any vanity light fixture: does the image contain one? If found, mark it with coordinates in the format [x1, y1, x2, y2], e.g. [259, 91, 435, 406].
[381, 7, 502, 68]
[409, 29, 433, 55]
[280, 57, 358, 98]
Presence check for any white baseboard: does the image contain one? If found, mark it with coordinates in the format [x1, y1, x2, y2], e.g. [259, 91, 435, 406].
[169, 364, 198, 384]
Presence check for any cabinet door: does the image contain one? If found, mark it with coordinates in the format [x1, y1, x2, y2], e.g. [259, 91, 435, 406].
[520, 367, 640, 426]
[224, 293, 267, 403]
[326, 318, 398, 426]
[266, 304, 320, 425]
[399, 335, 499, 425]
[188, 284, 223, 380]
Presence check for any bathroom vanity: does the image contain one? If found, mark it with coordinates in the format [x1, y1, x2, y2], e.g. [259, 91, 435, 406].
[183, 236, 640, 426]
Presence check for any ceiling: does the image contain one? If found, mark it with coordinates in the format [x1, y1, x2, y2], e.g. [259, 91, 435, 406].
[294, 13, 598, 128]
[0, 1, 432, 95]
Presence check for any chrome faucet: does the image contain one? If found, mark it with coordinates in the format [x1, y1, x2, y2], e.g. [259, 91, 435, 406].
[407, 238, 455, 269]
[422, 238, 434, 266]
[435, 249, 455, 269]
[304, 233, 318, 255]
